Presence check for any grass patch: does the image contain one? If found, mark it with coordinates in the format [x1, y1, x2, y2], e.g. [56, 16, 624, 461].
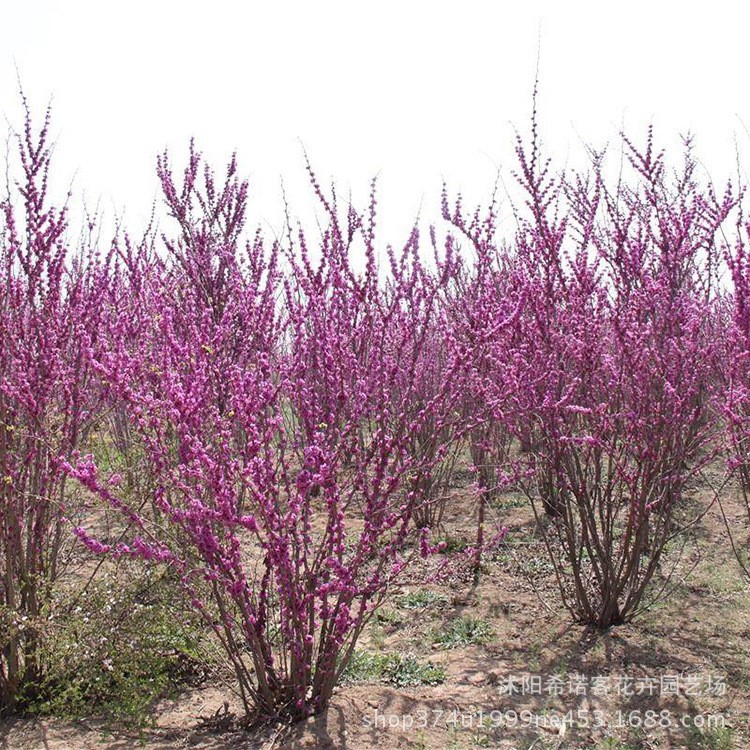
[395, 590, 448, 611]
[683, 725, 735, 750]
[439, 534, 469, 554]
[594, 740, 639, 750]
[430, 616, 494, 649]
[342, 651, 445, 687]
[493, 493, 527, 510]
[374, 608, 405, 627]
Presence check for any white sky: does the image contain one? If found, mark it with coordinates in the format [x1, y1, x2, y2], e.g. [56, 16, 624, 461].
[2, 0, 749, 245]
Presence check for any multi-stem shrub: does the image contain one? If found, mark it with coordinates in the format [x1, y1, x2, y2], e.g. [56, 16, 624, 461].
[5, 91, 750, 718]
[386, 228, 465, 532]
[0, 102, 109, 713]
[439, 184, 525, 574]
[510, 128, 734, 627]
[723, 218, 750, 577]
[66, 150, 464, 722]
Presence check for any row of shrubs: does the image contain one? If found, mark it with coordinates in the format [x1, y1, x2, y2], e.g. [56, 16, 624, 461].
[2, 99, 750, 724]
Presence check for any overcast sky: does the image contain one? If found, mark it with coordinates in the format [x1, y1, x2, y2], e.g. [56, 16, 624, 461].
[2, 1, 749, 243]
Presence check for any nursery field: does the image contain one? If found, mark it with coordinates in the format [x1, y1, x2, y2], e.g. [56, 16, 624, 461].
[1, 465, 748, 750]
[3, 102, 750, 750]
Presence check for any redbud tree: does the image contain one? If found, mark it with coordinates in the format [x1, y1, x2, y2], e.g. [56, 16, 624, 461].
[439, 185, 526, 575]
[66, 148, 465, 721]
[509, 126, 734, 626]
[723, 212, 750, 578]
[0, 102, 110, 713]
[4, 91, 747, 722]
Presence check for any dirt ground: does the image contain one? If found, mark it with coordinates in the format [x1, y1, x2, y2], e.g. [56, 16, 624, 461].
[2, 468, 748, 750]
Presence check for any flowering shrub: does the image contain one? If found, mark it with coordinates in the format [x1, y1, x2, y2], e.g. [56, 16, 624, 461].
[439, 183, 528, 577]
[509, 128, 734, 626]
[32, 565, 204, 726]
[0, 101, 110, 713]
[2, 96, 748, 724]
[65, 151, 465, 722]
[723, 216, 750, 577]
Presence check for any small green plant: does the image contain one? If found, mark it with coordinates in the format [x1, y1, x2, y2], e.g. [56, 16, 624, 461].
[493, 493, 526, 510]
[518, 554, 555, 577]
[446, 725, 462, 749]
[375, 608, 404, 627]
[430, 616, 494, 649]
[26, 565, 206, 728]
[527, 639, 543, 671]
[342, 651, 445, 687]
[439, 534, 469, 554]
[683, 725, 735, 750]
[395, 590, 448, 611]
[369, 622, 387, 650]
[596, 739, 635, 750]
[472, 728, 492, 747]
